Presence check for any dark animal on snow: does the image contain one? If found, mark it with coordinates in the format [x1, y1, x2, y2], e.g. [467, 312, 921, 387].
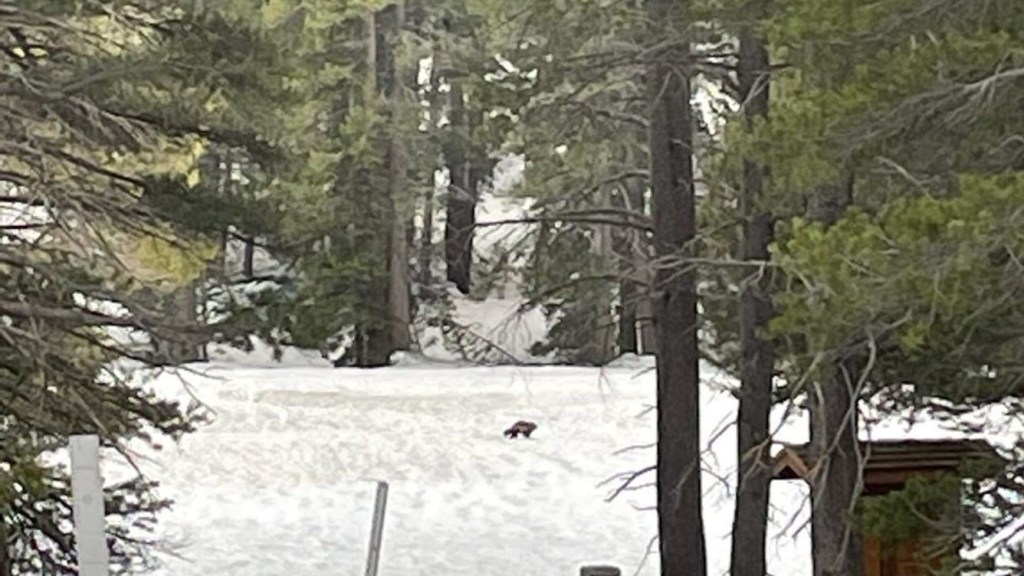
[503, 420, 538, 439]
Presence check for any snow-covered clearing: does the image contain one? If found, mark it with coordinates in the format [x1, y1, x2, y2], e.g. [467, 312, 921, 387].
[108, 348, 815, 576]
[104, 337, 1022, 576]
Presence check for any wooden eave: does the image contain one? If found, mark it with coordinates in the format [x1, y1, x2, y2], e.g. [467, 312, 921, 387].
[771, 438, 1003, 483]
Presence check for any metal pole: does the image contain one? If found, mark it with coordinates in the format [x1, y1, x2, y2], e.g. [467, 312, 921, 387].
[70, 435, 110, 576]
[364, 481, 389, 576]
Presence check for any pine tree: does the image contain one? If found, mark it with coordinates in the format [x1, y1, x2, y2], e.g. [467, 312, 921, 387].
[645, 0, 707, 573]
[743, 1, 1024, 571]
[0, 0, 294, 570]
[729, 1, 775, 573]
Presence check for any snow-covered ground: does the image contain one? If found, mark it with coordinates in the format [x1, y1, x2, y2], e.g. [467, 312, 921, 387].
[104, 337, 1021, 576]
[112, 350, 814, 576]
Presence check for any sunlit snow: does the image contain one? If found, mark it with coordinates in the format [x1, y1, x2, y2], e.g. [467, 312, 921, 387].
[108, 346, 812, 576]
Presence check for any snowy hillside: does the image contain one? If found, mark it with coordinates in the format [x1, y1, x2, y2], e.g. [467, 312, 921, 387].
[107, 350, 813, 576]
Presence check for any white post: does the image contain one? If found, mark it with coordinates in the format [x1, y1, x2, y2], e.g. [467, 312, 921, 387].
[69, 435, 109, 576]
[364, 480, 389, 576]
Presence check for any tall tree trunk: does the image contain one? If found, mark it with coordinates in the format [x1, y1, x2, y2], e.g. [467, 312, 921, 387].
[380, 1, 411, 351]
[613, 185, 639, 355]
[807, 173, 862, 576]
[418, 56, 440, 300]
[810, 359, 864, 576]
[387, 153, 412, 350]
[730, 9, 775, 576]
[443, 78, 475, 295]
[197, 272, 210, 361]
[590, 188, 617, 364]
[637, 181, 657, 355]
[637, 283, 658, 354]
[156, 280, 203, 365]
[0, 513, 10, 576]
[439, 15, 492, 298]
[206, 148, 229, 281]
[350, 9, 392, 367]
[419, 170, 436, 297]
[242, 235, 255, 279]
[617, 280, 638, 354]
[645, 0, 706, 574]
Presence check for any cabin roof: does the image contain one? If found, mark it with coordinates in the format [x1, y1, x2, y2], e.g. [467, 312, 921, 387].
[771, 438, 1002, 482]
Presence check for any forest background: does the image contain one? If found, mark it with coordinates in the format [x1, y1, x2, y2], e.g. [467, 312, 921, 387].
[3, 0, 1024, 574]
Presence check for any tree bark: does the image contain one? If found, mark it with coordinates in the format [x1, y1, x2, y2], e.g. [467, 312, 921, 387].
[617, 282, 638, 354]
[418, 180, 436, 296]
[644, 0, 706, 573]
[810, 360, 864, 576]
[242, 235, 255, 279]
[351, 8, 392, 367]
[0, 513, 10, 576]
[613, 182, 643, 355]
[154, 280, 204, 365]
[589, 188, 617, 364]
[637, 184, 657, 354]
[638, 290, 657, 354]
[443, 77, 476, 295]
[418, 169, 436, 297]
[807, 172, 862, 576]
[380, 1, 411, 351]
[806, 175, 853, 227]
[387, 157, 412, 350]
[730, 9, 775, 576]
[417, 63, 441, 300]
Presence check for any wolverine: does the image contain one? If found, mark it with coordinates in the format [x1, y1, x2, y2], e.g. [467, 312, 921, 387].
[503, 420, 538, 439]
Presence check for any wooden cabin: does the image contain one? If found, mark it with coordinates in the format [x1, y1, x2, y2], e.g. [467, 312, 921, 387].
[772, 438, 1003, 576]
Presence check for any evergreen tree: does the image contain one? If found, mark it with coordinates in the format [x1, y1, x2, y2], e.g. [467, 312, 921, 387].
[728, 0, 775, 573]
[469, 1, 653, 364]
[645, 0, 707, 573]
[695, 0, 1024, 570]
[0, 0, 283, 570]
